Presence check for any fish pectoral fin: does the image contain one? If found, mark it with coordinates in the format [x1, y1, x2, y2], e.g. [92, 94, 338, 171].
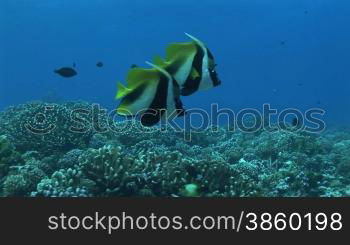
[127, 68, 159, 87]
[116, 82, 132, 99]
[190, 67, 200, 79]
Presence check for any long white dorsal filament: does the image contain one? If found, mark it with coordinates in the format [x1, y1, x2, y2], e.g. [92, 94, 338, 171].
[145, 61, 172, 81]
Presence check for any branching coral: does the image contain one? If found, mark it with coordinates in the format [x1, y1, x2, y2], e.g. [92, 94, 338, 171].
[31, 167, 93, 197]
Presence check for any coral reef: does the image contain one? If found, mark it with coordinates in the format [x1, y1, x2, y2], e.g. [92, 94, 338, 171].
[3, 164, 46, 196]
[0, 101, 112, 154]
[0, 101, 349, 197]
[31, 168, 93, 197]
[0, 135, 22, 179]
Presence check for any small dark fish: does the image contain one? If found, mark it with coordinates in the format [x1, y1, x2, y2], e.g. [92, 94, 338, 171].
[297, 82, 303, 86]
[130, 64, 138, 68]
[54, 67, 77, 78]
[96, 62, 103, 67]
[280, 41, 286, 46]
[304, 10, 309, 15]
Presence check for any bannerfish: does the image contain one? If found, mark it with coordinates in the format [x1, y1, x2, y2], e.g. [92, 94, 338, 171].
[154, 33, 221, 96]
[96, 62, 103, 67]
[116, 62, 185, 126]
[54, 67, 77, 78]
[115, 34, 219, 126]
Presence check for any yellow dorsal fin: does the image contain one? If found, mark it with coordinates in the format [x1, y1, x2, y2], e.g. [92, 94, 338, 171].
[126, 68, 158, 87]
[116, 81, 131, 99]
[165, 42, 196, 62]
[190, 67, 200, 79]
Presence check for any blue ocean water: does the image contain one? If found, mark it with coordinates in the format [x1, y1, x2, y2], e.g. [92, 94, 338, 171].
[1, 1, 350, 197]
[1, 0, 349, 125]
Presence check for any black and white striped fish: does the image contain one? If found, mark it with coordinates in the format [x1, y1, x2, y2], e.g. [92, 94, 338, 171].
[116, 34, 220, 126]
[154, 33, 221, 96]
[116, 63, 185, 126]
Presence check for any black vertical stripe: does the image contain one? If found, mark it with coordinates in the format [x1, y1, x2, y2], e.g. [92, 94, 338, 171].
[119, 83, 147, 106]
[207, 48, 221, 87]
[207, 48, 214, 59]
[209, 69, 221, 87]
[173, 80, 185, 117]
[180, 44, 204, 96]
[141, 73, 169, 126]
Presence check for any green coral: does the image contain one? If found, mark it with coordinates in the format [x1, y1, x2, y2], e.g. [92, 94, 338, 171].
[0, 135, 22, 179]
